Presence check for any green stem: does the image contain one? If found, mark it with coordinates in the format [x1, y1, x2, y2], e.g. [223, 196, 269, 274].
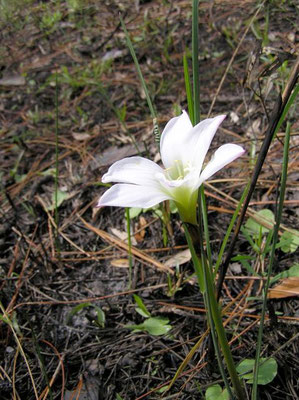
[204, 261, 244, 399]
[184, 223, 245, 399]
[125, 207, 133, 289]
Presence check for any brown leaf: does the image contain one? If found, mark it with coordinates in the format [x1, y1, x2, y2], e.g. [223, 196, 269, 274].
[110, 228, 137, 246]
[268, 277, 299, 299]
[0, 75, 26, 86]
[134, 216, 147, 243]
[164, 249, 191, 268]
[110, 258, 129, 268]
[72, 132, 91, 141]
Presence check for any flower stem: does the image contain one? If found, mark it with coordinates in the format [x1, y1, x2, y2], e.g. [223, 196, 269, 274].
[184, 223, 245, 399]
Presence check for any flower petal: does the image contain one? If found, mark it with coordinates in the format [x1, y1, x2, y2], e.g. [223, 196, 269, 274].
[97, 184, 172, 209]
[198, 143, 245, 186]
[188, 115, 226, 172]
[160, 110, 193, 168]
[102, 156, 164, 187]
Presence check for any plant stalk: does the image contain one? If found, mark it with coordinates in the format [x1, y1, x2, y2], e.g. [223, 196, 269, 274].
[184, 223, 245, 399]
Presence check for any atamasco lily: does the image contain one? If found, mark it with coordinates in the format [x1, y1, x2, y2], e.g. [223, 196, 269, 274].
[98, 111, 245, 225]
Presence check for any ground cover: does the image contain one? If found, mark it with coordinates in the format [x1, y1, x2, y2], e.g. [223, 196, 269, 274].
[0, 0, 298, 399]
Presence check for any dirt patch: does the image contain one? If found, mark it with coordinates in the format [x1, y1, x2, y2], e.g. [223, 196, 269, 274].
[0, 1, 298, 399]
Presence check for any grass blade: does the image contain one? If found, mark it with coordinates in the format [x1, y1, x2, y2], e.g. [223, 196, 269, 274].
[183, 52, 194, 125]
[274, 84, 299, 138]
[192, 0, 200, 124]
[119, 14, 160, 143]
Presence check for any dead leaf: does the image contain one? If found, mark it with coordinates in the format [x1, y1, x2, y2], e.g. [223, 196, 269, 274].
[268, 277, 299, 299]
[134, 216, 147, 243]
[164, 249, 191, 268]
[72, 132, 91, 141]
[110, 258, 129, 268]
[110, 228, 137, 246]
[91, 143, 145, 170]
[0, 75, 26, 86]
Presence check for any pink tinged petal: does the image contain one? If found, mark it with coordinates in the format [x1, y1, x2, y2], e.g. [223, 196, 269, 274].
[160, 110, 193, 168]
[97, 184, 172, 209]
[198, 143, 245, 186]
[102, 156, 164, 187]
[188, 115, 226, 172]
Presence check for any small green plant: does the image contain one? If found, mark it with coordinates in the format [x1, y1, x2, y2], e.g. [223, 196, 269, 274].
[250, 4, 269, 47]
[270, 263, 299, 285]
[277, 230, 299, 253]
[40, 9, 62, 34]
[47, 188, 69, 211]
[237, 358, 277, 385]
[67, 0, 84, 13]
[126, 295, 172, 336]
[235, 209, 299, 279]
[205, 384, 229, 400]
[0, 0, 33, 28]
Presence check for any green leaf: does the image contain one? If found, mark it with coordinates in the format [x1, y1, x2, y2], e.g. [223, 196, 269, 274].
[126, 317, 171, 336]
[129, 207, 142, 219]
[271, 263, 299, 285]
[66, 302, 92, 324]
[237, 358, 277, 385]
[143, 317, 172, 336]
[157, 385, 169, 393]
[94, 306, 105, 328]
[133, 294, 151, 318]
[245, 209, 275, 237]
[47, 189, 69, 210]
[136, 308, 151, 318]
[169, 200, 178, 214]
[279, 230, 299, 253]
[205, 384, 229, 400]
[0, 314, 11, 325]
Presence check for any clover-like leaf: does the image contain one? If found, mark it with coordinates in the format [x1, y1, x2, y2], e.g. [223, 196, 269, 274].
[279, 230, 299, 253]
[205, 384, 229, 400]
[237, 358, 277, 385]
[245, 209, 275, 237]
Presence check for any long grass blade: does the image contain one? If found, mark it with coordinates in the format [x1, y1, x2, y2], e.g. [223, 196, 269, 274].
[119, 14, 160, 143]
[192, 0, 200, 124]
[274, 84, 299, 138]
[183, 52, 194, 125]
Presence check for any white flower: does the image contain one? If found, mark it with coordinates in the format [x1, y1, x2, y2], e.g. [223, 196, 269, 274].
[97, 111, 245, 224]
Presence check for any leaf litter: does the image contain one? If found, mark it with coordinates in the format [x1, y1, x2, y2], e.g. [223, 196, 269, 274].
[0, 1, 298, 399]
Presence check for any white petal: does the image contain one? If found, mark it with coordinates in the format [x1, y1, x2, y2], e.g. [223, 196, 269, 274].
[97, 184, 172, 209]
[155, 171, 196, 189]
[188, 115, 226, 172]
[198, 144, 245, 186]
[160, 110, 193, 168]
[102, 156, 164, 187]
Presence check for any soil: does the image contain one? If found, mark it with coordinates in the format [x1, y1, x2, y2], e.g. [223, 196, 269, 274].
[0, 1, 298, 399]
